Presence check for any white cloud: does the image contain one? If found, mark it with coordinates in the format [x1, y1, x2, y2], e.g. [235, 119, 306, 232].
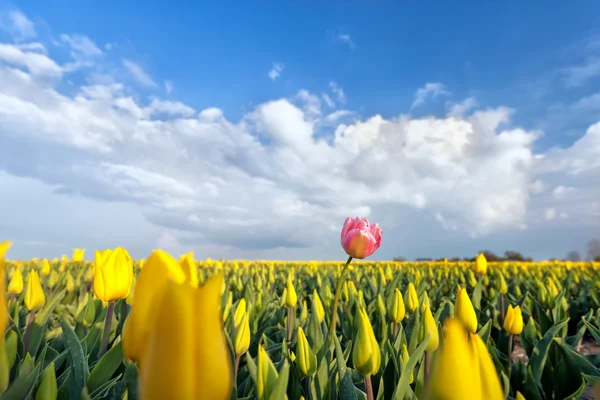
[412, 82, 450, 109]
[60, 34, 103, 57]
[322, 93, 335, 108]
[561, 57, 600, 88]
[324, 110, 354, 123]
[268, 62, 283, 81]
[0, 10, 36, 40]
[0, 43, 62, 77]
[164, 80, 173, 95]
[123, 59, 156, 87]
[545, 208, 556, 221]
[329, 81, 346, 103]
[448, 97, 477, 117]
[337, 32, 355, 49]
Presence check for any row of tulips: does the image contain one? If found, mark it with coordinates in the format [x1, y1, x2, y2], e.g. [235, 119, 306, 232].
[1, 217, 600, 399]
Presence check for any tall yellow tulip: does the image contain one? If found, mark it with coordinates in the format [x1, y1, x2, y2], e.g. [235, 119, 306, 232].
[352, 306, 381, 376]
[455, 287, 478, 333]
[139, 275, 232, 400]
[8, 268, 23, 295]
[93, 247, 134, 302]
[503, 305, 523, 335]
[388, 288, 406, 323]
[421, 305, 439, 353]
[312, 289, 325, 323]
[405, 282, 419, 313]
[24, 270, 45, 311]
[0, 241, 11, 394]
[475, 253, 488, 275]
[72, 249, 85, 262]
[40, 259, 51, 276]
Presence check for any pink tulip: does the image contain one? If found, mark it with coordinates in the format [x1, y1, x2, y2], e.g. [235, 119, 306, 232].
[340, 217, 382, 259]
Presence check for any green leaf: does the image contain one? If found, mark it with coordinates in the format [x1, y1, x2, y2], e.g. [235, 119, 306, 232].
[477, 320, 492, 344]
[268, 361, 289, 400]
[529, 318, 569, 382]
[123, 362, 139, 400]
[472, 279, 483, 310]
[86, 340, 124, 393]
[339, 370, 358, 400]
[27, 290, 66, 357]
[582, 318, 600, 345]
[60, 317, 89, 399]
[391, 334, 430, 400]
[1, 363, 41, 400]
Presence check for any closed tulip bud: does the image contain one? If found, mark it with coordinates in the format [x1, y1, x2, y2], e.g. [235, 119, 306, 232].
[421, 305, 439, 352]
[388, 288, 405, 323]
[123, 249, 201, 364]
[48, 270, 58, 289]
[352, 306, 381, 376]
[179, 252, 199, 288]
[497, 273, 508, 294]
[94, 247, 134, 303]
[222, 291, 232, 321]
[234, 298, 247, 327]
[284, 278, 297, 308]
[475, 253, 488, 275]
[405, 283, 419, 313]
[400, 344, 413, 384]
[35, 362, 57, 400]
[296, 327, 317, 377]
[421, 290, 431, 309]
[342, 282, 350, 302]
[300, 300, 309, 322]
[455, 287, 478, 333]
[340, 217, 382, 259]
[470, 334, 504, 399]
[515, 391, 526, 400]
[139, 275, 232, 399]
[8, 268, 23, 295]
[313, 289, 325, 323]
[234, 311, 250, 356]
[65, 272, 75, 293]
[503, 305, 523, 335]
[25, 270, 45, 311]
[41, 259, 51, 276]
[467, 269, 477, 287]
[72, 249, 85, 262]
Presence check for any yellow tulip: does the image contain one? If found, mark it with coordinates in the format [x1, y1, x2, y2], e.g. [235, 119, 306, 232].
[8, 268, 23, 295]
[66, 272, 75, 292]
[388, 288, 405, 323]
[48, 270, 59, 289]
[470, 334, 503, 399]
[475, 253, 487, 275]
[180, 251, 199, 287]
[455, 287, 478, 333]
[234, 298, 247, 327]
[515, 392, 526, 400]
[40, 259, 51, 276]
[234, 311, 250, 356]
[405, 283, 419, 313]
[139, 275, 232, 400]
[93, 247, 134, 303]
[257, 344, 279, 400]
[296, 326, 317, 377]
[313, 289, 325, 323]
[284, 278, 297, 308]
[421, 305, 439, 352]
[24, 270, 45, 311]
[123, 249, 197, 363]
[352, 306, 381, 376]
[1, 241, 11, 394]
[72, 249, 85, 262]
[497, 272, 508, 294]
[503, 305, 523, 335]
[400, 344, 413, 384]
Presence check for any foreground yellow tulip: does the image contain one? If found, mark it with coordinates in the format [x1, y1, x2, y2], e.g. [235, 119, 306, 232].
[139, 275, 232, 400]
[94, 247, 134, 302]
[352, 306, 381, 376]
[455, 287, 478, 333]
[24, 270, 45, 311]
[0, 241, 11, 394]
[180, 252, 199, 287]
[296, 327, 317, 377]
[475, 253, 488, 275]
[8, 268, 23, 295]
[503, 305, 523, 335]
[427, 319, 502, 400]
[123, 249, 197, 363]
[405, 282, 419, 313]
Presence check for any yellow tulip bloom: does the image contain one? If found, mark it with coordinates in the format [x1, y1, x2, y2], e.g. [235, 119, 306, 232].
[475, 253, 488, 275]
[93, 247, 134, 303]
[234, 298, 247, 327]
[139, 275, 232, 400]
[455, 287, 478, 333]
[180, 252, 199, 287]
[388, 288, 405, 323]
[405, 282, 419, 313]
[296, 326, 317, 377]
[313, 289, 325, 323]
[284, 277, 297, 308]
[8, 268, 23, 295]
[352, 306, 381, 376]
[234, 311, 250, 356]
[72, 249, 85, 262]
[421, 305, 439, 352]
[470, 334, 503, 399]
[40, 259, 51, 276]
[503, 305, 523, 335]
[24, 270, 45, 311]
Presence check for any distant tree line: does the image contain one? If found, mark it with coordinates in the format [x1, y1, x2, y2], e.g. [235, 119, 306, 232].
[394, 238, 600, 262]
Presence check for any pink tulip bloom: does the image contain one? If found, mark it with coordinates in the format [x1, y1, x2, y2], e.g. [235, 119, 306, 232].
[340, 217, 382, 259]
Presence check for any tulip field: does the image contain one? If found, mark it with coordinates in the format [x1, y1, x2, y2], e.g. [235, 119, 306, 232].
[2, 232, 600, 399]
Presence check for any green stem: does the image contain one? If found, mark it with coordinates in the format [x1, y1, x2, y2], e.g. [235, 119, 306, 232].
[329, 256, 353, 341]
[98, 301, 115, 358]
[507, 334, 514, 377]
[365, 374, 374, 400]
[23, 310, 36, 354]
[424, 351, 431, 389]
[287, 307, 294, 342]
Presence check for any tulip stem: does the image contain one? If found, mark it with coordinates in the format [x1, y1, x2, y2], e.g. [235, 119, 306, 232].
[329, 256, 353, 341]
[507, 334, 514, 377]
[393, 322, 399, 341]
[235, 354, 241, 377]
[365, 375, 374, 400]
[98, 301, 115, 358]
[305, 376, 311, 400]
[23, 310, 36, 354]
[287, 307, 294, 342]
[424, 352, 430, 389]
[500, 294, 505, 322]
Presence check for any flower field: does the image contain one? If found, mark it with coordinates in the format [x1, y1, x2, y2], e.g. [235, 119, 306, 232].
[2, 234, 600, 399]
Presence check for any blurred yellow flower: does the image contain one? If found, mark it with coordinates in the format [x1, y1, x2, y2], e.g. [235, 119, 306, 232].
[24, 270, 45, 311]
[7, 268, 23, 295]
[93, 247, 134, 303]
[503, 305, 523, 335]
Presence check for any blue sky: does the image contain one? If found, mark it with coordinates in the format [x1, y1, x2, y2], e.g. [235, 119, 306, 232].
[1, 1, 599, 260]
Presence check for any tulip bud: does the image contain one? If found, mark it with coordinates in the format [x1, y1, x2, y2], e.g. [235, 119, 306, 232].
[8, 269, 23, 295]
[475, 253, 487, 275]
[467, 269, 477, 288]
[470, 334, 503, 399]
[48, 270, 59, 289]
[352, 306, 381, 376]
[300, 301, 309, 322]
[234, 298, 247, 327]
[516, 392, 526, 400]
[222, 291, 232, 321]
[405, 283, 419, 314]
[421, 290, 431, 309]
[340, 217, 382, 260]
[284, 278, 297, 308]
[497, 272, 508, 295]
[65, 272, 75, 293]
[296, 327, 317, 377]
[72, 249, 85, 262]
[41, 259, 51, 276]
[257, 344, 280, 400]
[312, 289, 325, 323]
[179, 252, 199, 288]
[25, 270, 45, 311]
[503, 305, 523, 335]
[35, 362, 57, 400]
[400, 344, 413, 384]
[234, 312, 250, 356]
[420, 305, 439, 352]
[455, 287, 478, 333]
[388, 288, 405, 323]
[94, 247, 134, 303]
